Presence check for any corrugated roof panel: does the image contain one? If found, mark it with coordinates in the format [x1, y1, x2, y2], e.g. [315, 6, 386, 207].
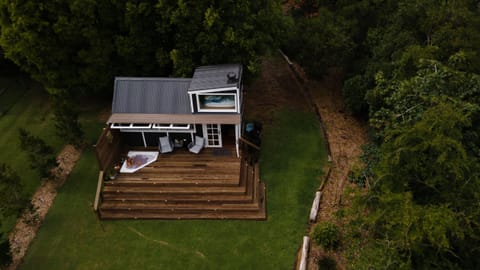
[112, 78, 191, 114]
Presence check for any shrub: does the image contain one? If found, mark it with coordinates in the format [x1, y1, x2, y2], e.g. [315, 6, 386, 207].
[342, 74, 371, 116]
[0, 163, 27, 217]
[283, 8, 353, 79]
[23, 202, 40, 226]
[18, 128, 58, 178]
[53, 95, 84, 148]
[348, 143, 380, 187]
[312, 222, 340, 250]
[318, 255, 337, 270]
[0, 233, 12, 268]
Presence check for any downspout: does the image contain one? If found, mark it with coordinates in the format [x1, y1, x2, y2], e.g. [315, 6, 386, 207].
[235, 124, 240, 158]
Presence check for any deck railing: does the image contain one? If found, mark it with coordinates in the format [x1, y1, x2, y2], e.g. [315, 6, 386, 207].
[239, 136, 261, 164]
[94, 126, 123, 171]
[93, 126, 122, 213]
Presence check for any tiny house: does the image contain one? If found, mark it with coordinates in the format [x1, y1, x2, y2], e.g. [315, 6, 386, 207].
[106, 64, 243, 156]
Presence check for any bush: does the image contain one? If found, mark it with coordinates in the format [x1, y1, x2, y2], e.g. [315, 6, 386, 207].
[0, 163, 26, 217]
[318, 255, 337, 270]
[312, 222, 340, 250]
[348, 143, 380, 187]
[283, 8, 353, 79]
[18, 128, 58, 178]
[342, 74, 371, 116]
[53, 95, 84, 148]
[0, 233, 12, 268]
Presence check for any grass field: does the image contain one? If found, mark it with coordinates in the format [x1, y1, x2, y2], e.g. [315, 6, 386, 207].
[0, 77, 64, 233]
[20, 110, 327, 270]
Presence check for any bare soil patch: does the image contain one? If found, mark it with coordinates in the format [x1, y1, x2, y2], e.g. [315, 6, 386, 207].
[7, 145, 82, 270]
[243, 56, 310, 125]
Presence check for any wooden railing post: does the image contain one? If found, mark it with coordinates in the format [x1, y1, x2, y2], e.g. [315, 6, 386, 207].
[93, 171, 104, 212]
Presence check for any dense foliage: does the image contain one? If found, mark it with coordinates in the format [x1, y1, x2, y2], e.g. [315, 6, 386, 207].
[0, 0, 284, 96]
[52, 95, 83, 148]
[0, 232, 11, 269]
[312, 221, 340, 251]
[283, 8, 353, 78]
[285, 0, 480, 268]
[0, 163, 26, 218]
[18, 128, 57, 178]
[311, 0, 480, 268]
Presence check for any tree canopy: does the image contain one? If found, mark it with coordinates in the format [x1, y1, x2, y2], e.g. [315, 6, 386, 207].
[321, 0, 480, 268]
[0, 0, 284, 96]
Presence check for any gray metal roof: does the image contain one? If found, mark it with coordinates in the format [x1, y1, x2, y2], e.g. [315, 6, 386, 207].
[112, 77, 191, 114]
[188, 64, 242, 92]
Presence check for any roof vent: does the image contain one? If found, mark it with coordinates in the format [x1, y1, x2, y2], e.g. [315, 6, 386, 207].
[227, 72, 238, 83]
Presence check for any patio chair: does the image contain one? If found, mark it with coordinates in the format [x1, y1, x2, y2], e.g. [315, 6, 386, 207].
[159, 136, 173, 153]
[188, 136, 205, 154]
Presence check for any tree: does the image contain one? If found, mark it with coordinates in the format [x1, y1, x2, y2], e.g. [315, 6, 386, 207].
[52, 94, 84, 148]
[340, 0, 480, 114]
[155, 0, 285, 76]
[347, 101, 480, 268]
[18, 128, 57, 178]
[284, 8, 353, 78]
[0, 1, 120, 95]
[0, 231, 12, 269]
[364, 59, 480, 140]
[0, 163, 26, 217]
[0, 0, 284, 96]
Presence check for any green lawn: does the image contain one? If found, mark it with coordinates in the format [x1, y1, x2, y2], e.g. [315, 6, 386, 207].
[20, 110, 327, 270]
[0, 77, 64, 233]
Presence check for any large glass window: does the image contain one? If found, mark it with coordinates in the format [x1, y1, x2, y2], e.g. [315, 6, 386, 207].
[197, 93, 237, 112]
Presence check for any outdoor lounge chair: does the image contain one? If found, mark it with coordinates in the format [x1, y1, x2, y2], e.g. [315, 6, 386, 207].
[159, 136, 173, 153]
[188, 136, 205, 154]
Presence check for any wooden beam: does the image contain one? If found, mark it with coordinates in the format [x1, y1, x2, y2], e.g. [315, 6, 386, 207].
[298, 236, 310, 270]
[94, 171, 104, 211]
[239, 136, 260, 150]
[309, 191, 321, 222]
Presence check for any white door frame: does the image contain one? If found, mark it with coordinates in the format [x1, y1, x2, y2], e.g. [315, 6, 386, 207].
[203, 124, 223, 147]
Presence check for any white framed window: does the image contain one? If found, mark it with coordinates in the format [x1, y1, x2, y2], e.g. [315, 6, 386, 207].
[110, 123, 152, 129]
[152, 124, 192, 130]
[196, 93, 237, 112]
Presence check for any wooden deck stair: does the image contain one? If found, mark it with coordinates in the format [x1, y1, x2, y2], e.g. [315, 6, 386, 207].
[99, 149, 266, 220]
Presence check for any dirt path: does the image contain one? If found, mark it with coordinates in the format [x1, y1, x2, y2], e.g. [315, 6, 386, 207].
[307, 73, 368, 219]
[243, 57, 310, 125]
[7, 145, 82, 270]
[277, 57, 368, 269]
[304, 73, 368, 269]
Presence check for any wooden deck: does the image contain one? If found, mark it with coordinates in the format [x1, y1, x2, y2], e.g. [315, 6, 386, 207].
[99, 146, 266, 220]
